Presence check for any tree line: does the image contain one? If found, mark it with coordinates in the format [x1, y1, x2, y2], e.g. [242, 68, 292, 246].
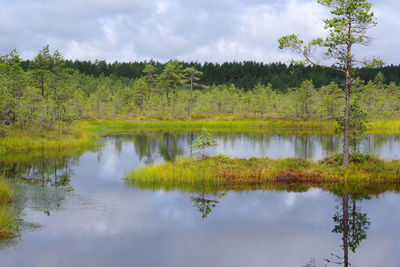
[17, 56, 400, 92]
[1, 46, 399, 132]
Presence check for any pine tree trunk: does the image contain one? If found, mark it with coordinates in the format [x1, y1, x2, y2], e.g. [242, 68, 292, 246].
[343, 71, 351, 166]
[342, 19, 353, 166]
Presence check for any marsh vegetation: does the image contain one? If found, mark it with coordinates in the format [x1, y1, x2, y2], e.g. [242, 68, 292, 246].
[0, 180, 13, 239]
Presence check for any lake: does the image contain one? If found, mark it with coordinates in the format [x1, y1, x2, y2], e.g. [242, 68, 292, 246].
[1, 131, 400, 267]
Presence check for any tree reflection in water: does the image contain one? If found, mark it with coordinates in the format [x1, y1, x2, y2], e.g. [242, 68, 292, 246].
[0, 156, 79, 249]
[191, 192, 227, 219]
[304, 190, 371, 267]
[1, 156, 78, 188]
[105, 132, 399, 164]
[325, 191, 370, 267]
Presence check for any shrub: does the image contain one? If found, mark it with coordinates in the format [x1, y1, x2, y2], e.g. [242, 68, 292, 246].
[321, 152, 373, 166]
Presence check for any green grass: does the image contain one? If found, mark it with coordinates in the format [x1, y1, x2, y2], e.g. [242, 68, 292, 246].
[125, 155, 400, 193]
[0, 179, 11, 204]
[88, 118, 400, 136]
[99, 119, 337, 133]
[0, 121, 100, 156]
[0, 146, 93, 164]
[0, 179, 13, 239]
[0, 205, 13, 238]
[367, 120, 400, 133]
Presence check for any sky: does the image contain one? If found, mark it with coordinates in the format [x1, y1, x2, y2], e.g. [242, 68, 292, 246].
[0, 0, 399, 64]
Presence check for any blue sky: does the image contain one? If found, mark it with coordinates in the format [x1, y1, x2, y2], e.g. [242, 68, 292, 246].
[0, 0, 398, 64]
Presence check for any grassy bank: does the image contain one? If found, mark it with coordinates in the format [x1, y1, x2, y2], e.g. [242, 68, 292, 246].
[84, 118, 400, 134]
[125, 155, 400, 192]
[101, 119, 337, 132]
[0, 179, 13, 239]
[2, 118, 400, 156]
[0, 122, 102, 156]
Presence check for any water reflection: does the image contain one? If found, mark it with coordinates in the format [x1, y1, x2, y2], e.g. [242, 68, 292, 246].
[300, 189, 376, 267]
[107, 132, 400, 160]
[3, 132, 399, 173]
[190, 192, 227, 219]
[0, 157, 79, 249]
[1, 156, 78, 188]
[1, 133, 400, 266]
[185, 187, 383, 267]
[322, 192, 370, 267]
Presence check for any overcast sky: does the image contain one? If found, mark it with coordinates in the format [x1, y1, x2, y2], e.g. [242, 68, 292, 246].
[0, 0, 398, 64]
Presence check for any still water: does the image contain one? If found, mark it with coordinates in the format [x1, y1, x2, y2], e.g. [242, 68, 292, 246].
[1, 132, 400, 267]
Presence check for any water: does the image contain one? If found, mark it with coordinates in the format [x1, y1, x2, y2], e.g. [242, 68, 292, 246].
[1, 132, 400, 267]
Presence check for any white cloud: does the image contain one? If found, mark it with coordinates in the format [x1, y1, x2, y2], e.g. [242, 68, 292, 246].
[156, 1, 168, 14]
[0, 0, 398, 64]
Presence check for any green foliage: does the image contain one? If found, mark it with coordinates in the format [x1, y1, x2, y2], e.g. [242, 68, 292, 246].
[348, 151, 372, 163]
[319, 82, 343, 119]
[279, 0, 379, 165]
[321, 152, 373, 166]
[159, 60, 185, 117]
[293, 80, 316, 119]
[191, 128, 218, 156]
[20, 57, 400, 92]
[335, 99, 368, 151]
[0, 44, 400, 139]
[317, 0, 376, 56]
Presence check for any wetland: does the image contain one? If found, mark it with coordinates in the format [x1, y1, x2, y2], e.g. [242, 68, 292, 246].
[1, 131, 400, 267]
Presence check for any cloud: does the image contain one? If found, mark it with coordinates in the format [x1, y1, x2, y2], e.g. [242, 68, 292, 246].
[0, 0, 398, 64]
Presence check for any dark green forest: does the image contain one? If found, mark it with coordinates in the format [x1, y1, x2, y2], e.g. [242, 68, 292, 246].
[18, 58, 400, 92]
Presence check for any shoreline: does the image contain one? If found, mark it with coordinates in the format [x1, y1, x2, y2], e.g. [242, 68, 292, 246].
[125, 155, 400, 192]
[1, 119, 400, 156]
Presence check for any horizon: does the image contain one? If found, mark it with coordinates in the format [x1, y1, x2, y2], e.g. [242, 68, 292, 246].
[9, 54, 400, 67]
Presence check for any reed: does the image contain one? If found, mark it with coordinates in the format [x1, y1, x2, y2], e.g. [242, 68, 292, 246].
[125, 155, 400, 191]
[0, 121, 99, 156]
[0, 205, 13, 238]
[0, 180, 11, 204]
[0, 179, 13, 239]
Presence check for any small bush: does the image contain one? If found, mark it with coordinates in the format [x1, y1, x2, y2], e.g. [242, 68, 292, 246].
[321, 152, 373, 166]
[349, 151, 373, 163]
